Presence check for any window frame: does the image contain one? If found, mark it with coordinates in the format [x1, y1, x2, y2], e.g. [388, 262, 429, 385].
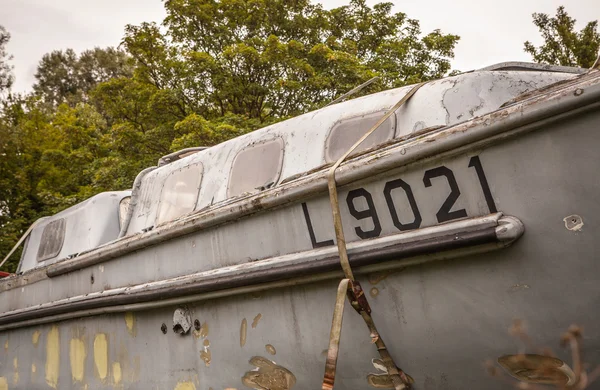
[323, 110, 397, 163]
[226, 137, 285, 199]
[36, 218, 66, 262]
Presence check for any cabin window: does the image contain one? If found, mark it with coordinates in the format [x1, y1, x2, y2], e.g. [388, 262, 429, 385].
[227, 137, 285, 198]
[156, 163, 203, 225]
[324, 111, 396, 163]
[37, 219, 66, 262]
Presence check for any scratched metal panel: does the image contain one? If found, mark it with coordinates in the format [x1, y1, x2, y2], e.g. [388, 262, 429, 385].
[3, 107, 599, 319]
[124, 71, 575, 235]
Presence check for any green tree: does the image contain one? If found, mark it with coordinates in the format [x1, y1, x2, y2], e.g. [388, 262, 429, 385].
[524, 6, 600, 68]
[117, 0, 460, 121]
[0, 25, 13, 94]
[33, 47, 133, 107]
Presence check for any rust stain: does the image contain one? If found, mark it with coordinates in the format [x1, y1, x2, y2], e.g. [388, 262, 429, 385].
[240, 318, 248, 347]
[242, 356, 296, 390]
[370, 287, 380, 298]
[252, 314, 262, 329]
[265, 344, 276, 355]
[368, 269, 402, 285]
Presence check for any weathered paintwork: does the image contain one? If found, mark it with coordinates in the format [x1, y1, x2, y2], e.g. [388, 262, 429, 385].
[1, 65, 600, 389]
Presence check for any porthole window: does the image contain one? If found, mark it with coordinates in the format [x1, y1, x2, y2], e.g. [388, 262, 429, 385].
[324, 111, 396, 163]
[156, 163, 203, 225]
[37, 219, 66, 262]
[227, 138, 284, 198]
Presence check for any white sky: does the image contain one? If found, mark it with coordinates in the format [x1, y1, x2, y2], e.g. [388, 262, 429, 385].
[0, 0, 598, 94]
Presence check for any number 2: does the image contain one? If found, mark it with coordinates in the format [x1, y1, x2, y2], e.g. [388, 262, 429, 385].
[423, 166, 467, 223]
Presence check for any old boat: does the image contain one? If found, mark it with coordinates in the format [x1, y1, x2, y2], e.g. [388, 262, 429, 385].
[1, 60, 600, 390]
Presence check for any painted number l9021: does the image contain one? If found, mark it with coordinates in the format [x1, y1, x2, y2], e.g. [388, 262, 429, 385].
[302, 156, 497, 248]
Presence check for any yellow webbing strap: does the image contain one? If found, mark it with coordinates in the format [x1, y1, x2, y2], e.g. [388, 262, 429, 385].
[322, 82, 425, 389]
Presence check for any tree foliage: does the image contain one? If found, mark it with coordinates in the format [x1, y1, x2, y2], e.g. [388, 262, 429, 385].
[524, 6, 600, 68]
[0, 0, 460, 273]
[0, 25, 13, 94]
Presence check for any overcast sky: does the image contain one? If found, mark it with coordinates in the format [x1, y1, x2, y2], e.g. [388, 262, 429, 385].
[1, 0, 598, 94]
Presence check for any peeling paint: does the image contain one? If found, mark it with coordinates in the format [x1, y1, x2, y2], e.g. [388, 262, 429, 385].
[242, 356, 296, 390]
[240, 318, 247, 347]
[69, 338, 87, 382]
[31, 364, 36, 374]
[563, 215, 584, 231]
[252, 314, 262, 329]
[0, 377, 7, 390]
[265, 344, 276, 355]
[200, 339, 211, 367]
[45, 325, 60, 389]
[124, 312, 136, 336]
[174, 381, 197, 390]
[93, 334, 108, 381]
[32, 330, 41, 346]
[112, 362, 122, 385]
[368, 358, 394, 388]
[367, 373, 395, 388]
[199, 322, 209, 338]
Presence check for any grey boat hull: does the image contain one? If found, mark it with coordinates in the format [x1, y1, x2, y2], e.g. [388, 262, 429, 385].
[1, 70, 600, 389]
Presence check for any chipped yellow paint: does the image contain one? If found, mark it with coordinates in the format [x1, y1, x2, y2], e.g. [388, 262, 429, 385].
[45, 325, 60, 388]
[12, 358, 18, 384]
[174, 381, 196, 390]
[69, 338, 87, 382]
[0, 377, 7, 390]
[242, 356, 296, 390]
[124, 312, 136, 337]
[265, 344, 276, 356]
[240, 318, 247, 347]
[112, 362, 122, 385]
[200, 339, 211, 367]
[251, 314, 262, 329]
[93, 334, 108, 380]
[3, 339, 7, 351]
[199, 322, 209, 338]
[32, 331, 41, 346]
